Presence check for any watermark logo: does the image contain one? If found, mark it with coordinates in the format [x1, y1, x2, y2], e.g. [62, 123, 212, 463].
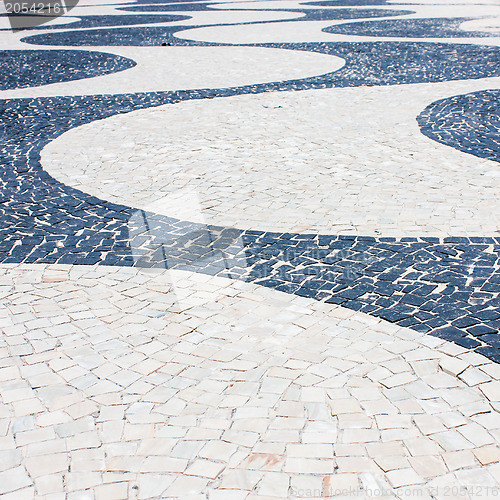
[4, 0, 79, 31]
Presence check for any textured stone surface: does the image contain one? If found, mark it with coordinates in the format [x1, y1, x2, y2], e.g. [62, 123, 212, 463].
[418, 89, 500, 163]
[0, 55, 500, 357]
[0, 263, 499, 498]
[323, 17, 497, 38]
[1, 0, 500, 496]
[0, 49, 135, 90]
[42, 81, 500, 237]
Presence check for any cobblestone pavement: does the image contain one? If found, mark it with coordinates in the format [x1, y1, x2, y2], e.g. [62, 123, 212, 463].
[1, 0, 500, 497]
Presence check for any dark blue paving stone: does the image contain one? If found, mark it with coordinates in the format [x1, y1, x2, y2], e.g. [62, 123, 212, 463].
[418, 90, 500, 163]
[434, 325, 467, 339]
[467, 325, 498, 336]
[483, 283, 500, 293]
[479, 334, 500, 346]
[400, 294, 427, 306]
[451, 315, 480, 328]
[412, 323, 432, 333]
[375, 308, 410, 323]
[323, 17, 495, 38]
[455, 337, 482, 349]
[0, 50, 135, 90]
[473, 309, 500, 321]
[398, 317, 421, 327]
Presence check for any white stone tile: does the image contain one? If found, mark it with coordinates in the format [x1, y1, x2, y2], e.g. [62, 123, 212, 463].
[473, 445, 500, 465]
[137, 474, 175, 499]
[284, 458, 335, 475]
[0, 466, 33, 495]
[386, 468, 424, 488]
[185, 459, 225, 479]
[164, 476, 209, 497]
[408, 456, 447, 479]
[257, 472, 290, 497]
[199, 440, 239, 461]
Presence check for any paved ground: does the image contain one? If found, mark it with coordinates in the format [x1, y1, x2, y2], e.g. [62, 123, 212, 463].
[1, 0, 500, 498]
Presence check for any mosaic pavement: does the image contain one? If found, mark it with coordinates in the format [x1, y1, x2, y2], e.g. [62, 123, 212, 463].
[1, 0, 500, 497]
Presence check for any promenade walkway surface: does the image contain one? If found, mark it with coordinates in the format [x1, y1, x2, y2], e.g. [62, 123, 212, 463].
[1, 0, 500, 497]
